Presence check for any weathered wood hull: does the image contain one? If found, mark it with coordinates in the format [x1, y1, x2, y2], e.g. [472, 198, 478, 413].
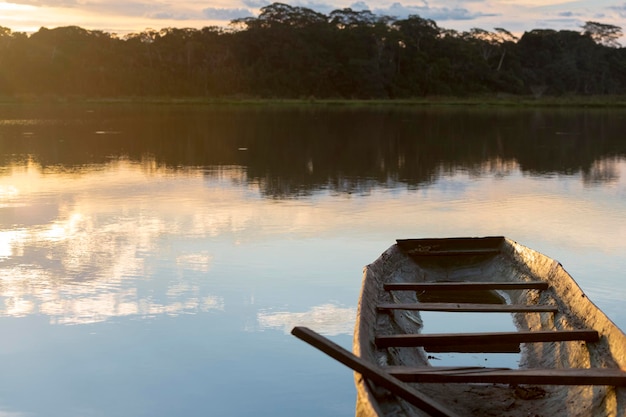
[354, 237, 626, 417]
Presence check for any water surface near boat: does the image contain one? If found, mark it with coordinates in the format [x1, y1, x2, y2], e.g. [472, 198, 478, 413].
[0, 105, 624, 417]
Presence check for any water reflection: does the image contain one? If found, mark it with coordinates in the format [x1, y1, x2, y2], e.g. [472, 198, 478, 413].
[257, 304, 356, 335]
[1, 156, 624, 327]
[584, 157, 622, 184]
[0, 106, 625, 417]
[0, 160, 233, 324]
[1, 105, 624, 199]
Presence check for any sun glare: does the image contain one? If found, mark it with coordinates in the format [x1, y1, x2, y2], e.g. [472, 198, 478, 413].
[0, 231, 15, 258]
[0, 2, 36, 11]
[0, 185, 19, 200]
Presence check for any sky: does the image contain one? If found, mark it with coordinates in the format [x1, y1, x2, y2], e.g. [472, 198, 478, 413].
[1, 0, 625, 42]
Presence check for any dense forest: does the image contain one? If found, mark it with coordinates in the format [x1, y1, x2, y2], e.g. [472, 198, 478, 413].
[1, 2, 625, 98]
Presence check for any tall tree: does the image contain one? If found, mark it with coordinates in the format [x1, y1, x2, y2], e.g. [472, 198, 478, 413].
[582, 21, 622, 48]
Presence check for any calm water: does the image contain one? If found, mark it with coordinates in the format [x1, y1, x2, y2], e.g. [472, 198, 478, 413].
[0, 104, 625, 417]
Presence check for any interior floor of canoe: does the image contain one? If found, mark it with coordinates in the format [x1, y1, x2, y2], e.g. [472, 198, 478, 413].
[394, 381, 619, 417]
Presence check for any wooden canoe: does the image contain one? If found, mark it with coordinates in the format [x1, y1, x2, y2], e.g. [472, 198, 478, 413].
[353, 237, 626, 417]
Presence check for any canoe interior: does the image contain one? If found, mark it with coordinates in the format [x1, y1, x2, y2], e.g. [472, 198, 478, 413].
[354, 237, 626, 417]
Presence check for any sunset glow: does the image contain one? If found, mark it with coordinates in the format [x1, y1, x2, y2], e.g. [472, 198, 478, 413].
[1, 0, 624, 40]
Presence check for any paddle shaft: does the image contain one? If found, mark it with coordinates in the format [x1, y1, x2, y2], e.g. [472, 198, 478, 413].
[291, 326, 460, 417]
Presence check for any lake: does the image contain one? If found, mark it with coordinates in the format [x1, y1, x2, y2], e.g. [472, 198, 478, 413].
[0, 103, 625, 416]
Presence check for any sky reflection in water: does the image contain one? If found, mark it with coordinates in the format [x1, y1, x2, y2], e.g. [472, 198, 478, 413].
[0, 107, 625, 417]
[3, 158, 623, 325]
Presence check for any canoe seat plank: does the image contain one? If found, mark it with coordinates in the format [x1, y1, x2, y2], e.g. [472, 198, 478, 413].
[421, 344, 521, 353]
[377, 303, 558, 313]
[375, 330, 600, 348]
[386, 366, 626, 386]
[405, 249, 500, 256]
[384, 282, 549, 291]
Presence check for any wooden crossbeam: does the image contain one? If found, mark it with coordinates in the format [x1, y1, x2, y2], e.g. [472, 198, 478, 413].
[386, 366, 626, 386]
[377, 302, 558, 313]
[384, 282, 549, 291]
[423, 344, 521, 353]
[375, 330, 600, 348]
[290, 327, 461, 417]
[405, 249, 500, 256]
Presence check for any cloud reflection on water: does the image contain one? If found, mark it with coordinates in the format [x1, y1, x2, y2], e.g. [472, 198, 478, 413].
[257, 304, 356, 336]
[0, 159, 233, 324]
[0, 156, 625, 329]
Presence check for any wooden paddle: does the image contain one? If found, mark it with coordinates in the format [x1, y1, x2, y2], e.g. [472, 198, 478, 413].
[291, 326, 460, 417]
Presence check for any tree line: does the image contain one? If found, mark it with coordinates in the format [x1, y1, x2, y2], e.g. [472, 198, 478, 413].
[0, 3, 625, 98]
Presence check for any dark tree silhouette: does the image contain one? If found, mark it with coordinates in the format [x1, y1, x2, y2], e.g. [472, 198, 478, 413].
[0, 7, 624, 98]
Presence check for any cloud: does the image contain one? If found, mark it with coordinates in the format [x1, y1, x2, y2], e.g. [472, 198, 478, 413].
[7, 0, 79, 6]
[114, 1, 202, 20]
[372, 2, 497, 21]
[7, 0, 207, 23]
[9, 0, 146, 14]
[242, 0, 271, 8]
[151, 11, 188, 20]
[203, 7, 254, 20]
[286, 1, 340, 15]
[609, 4, 626, 17]
[350, 1, 370, 11]
[2, 0, 625, 54]
[224, 0, 495, 22]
